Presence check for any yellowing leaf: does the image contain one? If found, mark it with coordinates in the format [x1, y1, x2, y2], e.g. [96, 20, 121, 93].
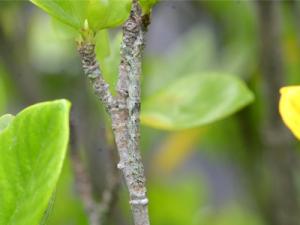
[279, 86, 300, 140]
[151, 128, 204, 175]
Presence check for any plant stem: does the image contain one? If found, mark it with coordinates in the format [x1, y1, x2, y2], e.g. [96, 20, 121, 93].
[117, 1, 150, 224]
[77, 1, 151, 224]
[78, 43, 117, 114]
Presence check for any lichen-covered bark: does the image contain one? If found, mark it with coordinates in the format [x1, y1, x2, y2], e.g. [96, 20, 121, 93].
[77, 1, 151, 224]
[116, 1, 150, 224]
[78, 42, 117, 114]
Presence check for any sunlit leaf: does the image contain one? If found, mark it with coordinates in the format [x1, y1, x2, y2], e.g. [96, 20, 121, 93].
[279, 86, 300, 140]
[87, 0, 131, 31]
[141, 73, 254, 130]
[0, 99, 71, 225]
[31, 0, 131, 32]
[30, 0, 87, 30]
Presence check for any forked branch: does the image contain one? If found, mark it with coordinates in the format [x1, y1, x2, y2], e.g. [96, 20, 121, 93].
[77, 1, 151, 224]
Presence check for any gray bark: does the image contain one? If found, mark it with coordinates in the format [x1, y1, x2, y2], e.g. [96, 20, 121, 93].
[118, 2, 150, 225]
[77, 1, 151, 225]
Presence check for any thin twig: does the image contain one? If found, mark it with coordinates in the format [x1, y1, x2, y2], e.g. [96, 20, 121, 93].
[77, 42, 117, 114]
[70, 119, 121, 225]
[97, 131, 121, 224]
[71, 151, 100, 225]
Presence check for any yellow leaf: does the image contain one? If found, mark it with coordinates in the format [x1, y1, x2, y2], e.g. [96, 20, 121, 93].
[279, 86, 300, 140]
[151, 128, 204, 175]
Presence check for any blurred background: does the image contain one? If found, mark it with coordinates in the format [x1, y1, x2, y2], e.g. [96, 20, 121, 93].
[1, 1, 300, 225]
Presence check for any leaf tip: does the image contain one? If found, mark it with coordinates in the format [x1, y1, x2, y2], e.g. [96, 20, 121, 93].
[54, 99, 72, 112]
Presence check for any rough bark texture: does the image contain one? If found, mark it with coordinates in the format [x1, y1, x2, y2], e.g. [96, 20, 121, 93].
[118, 1, 150, 225]
[77, 43, 116, 114]
[256, 1, 300, 225]
[77, 1, 150, 224]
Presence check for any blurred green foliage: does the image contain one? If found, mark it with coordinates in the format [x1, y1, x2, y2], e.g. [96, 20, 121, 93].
[47, 159, 89, 225]
[30, 0, 132, 32]
[141, 73, 254, 130]
[148, 180, 205, 225]
[1, 0, 300, 225]
[197, 204, 265, 225]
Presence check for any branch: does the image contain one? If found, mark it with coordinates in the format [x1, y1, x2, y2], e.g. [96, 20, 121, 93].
[70, 118, 121, 225]
[116, 1, 151, 225]
[98, 132, 121, 224]
[71, 150, 121, 225]
[77, 1, 151, 224]
[78, 42, 116, 114]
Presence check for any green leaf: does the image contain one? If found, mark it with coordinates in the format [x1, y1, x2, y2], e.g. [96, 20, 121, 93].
[139, 0, 158, 14]
[0, 99, 71, 225]
[87, 0, 131, 31]
[29, 13, 77, 74]
[51, 17, 79, 40]
[96, 31, 122, 94]
[31, 0, 131, 32]
[141, 73, 254, 130]
[148, 180, 204, 225]
[30, 0, 87, 30]
[0, 114, 14, 133]
[95, 30, 110, 61]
